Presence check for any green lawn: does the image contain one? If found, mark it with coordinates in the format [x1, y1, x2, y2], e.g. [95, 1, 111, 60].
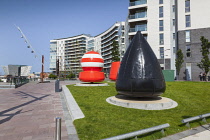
[66, 81, 210, 140]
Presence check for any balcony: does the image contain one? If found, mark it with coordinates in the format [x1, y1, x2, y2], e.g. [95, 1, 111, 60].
[129, 24, 147, 36]
[129, 12, 147, 19]
[129, 0, 147, 7]
[129, 24, 147, 32]
[128, 12, 147, 23]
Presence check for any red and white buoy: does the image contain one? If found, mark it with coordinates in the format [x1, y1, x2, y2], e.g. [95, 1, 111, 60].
[79, 51, 105, 82]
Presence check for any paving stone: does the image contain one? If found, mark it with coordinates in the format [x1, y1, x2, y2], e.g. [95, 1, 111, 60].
[0, 81, 79, 140]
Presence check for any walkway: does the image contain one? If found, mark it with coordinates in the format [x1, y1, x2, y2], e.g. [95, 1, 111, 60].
[0, 80, 78, 140]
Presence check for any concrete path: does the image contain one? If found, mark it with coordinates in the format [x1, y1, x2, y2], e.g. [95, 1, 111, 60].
[159, 124, 210, 140]
[0, 80, 78, 140]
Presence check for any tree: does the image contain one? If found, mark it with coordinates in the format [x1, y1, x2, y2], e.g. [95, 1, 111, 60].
[48, 74, 57, 79]
[111, 40, 120, 62]
[197, 36, 210, 81]
[175, 49, 184, 80]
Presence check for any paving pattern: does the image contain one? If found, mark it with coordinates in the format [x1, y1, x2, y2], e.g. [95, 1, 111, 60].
[0, 81, 71, 140]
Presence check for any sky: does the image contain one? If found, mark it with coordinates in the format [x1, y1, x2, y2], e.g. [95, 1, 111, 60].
[0, 0, 128, 75]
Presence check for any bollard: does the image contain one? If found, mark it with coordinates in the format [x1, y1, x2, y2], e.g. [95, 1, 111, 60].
[55, 117, 61, 140]
[55, 79, 60, 92]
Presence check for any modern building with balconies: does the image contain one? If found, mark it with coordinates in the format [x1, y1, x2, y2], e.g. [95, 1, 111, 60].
[125, 0, 176, 72]
[50, 22, 125, 76]
[50, 34, 91, 75]
[125, 0, 210, 81]
[97, 22, 125, 74]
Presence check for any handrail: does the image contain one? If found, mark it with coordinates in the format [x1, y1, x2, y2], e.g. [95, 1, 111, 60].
[181, 113, 210, 128]
[101, 123, 170, 140]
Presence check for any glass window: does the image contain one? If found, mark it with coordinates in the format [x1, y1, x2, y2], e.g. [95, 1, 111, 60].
[173, 47, 176, 54]
[135, 24, 147, 32]
[159, 33, 164, 45]
[144, 35, 147, 40]
[186, 15, 191, 27]
[173, 19, 175, 26]
[185, 30, 191, 42]
[173, 33, 175, 40]
[121, 38, 124, 43]
[185, 0, 190, 12]
[159, 7, 164, 18]
[172, 5, 175, 12]
[159, 20, 164, 31]
[159, 0, 163, 4]
[186, 45, 191, 57]
[160, 47, 164, 58]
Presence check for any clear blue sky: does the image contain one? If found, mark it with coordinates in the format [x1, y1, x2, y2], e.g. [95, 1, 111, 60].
[0, 0, 128, 75]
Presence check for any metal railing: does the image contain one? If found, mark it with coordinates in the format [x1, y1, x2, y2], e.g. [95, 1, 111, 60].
[129, 0, 147, 6]
[101, 123, 170, 140]
[9, 77, 29, 88]
[181, 113, 210, 128]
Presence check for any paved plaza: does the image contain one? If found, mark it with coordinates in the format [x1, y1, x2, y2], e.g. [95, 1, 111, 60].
[0, 80, 78, 140]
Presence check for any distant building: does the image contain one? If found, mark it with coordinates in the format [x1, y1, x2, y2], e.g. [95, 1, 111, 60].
[50, 22, 125, 75]
[2, 65, 32, 76]
[50, 34, 92, 75]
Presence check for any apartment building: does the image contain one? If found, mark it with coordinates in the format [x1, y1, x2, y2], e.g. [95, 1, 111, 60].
[126, 0, 176, 71]
[98, 22, 125, 74]
[177, 0, 210, 80]
[126, 0, 210, 81]
[50, 22, 125, 75]
[50, 34, 91, 75]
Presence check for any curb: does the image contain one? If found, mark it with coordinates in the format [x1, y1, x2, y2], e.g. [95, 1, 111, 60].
[62, 85, 85, 121]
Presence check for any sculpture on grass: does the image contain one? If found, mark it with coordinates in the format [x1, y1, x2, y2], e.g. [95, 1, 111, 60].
[116, 31, 166, 97]
[79, 51, 105, 82]
[109, 61, 121, 81]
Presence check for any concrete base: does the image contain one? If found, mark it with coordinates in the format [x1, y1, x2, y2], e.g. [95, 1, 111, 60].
[106, 95, 178, 110]
[75, 82, 108, 86]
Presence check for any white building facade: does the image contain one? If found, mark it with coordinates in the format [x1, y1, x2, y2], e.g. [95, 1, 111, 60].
[126, 0, 210, 81]
[50, 22, 125, 75]
[126, 0, 176, 71]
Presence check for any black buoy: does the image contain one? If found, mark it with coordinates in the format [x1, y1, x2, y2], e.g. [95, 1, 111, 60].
[116, 31, 166, 97]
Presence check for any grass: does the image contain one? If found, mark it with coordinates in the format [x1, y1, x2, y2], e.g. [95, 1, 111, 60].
[66, 81, 210, 140]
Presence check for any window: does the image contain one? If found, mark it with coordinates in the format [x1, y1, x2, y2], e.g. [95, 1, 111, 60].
[159, 0, 163, 4]
[172, 5, 175, 12]
[186, 45, 191, 57]
[173, 47, 176, 54]
[121, 38, 124, 43]
[185, 0, 190, 12]
[144, 35, 147, 40]
[159, 6, 163, 18]
[160, 47, 164, 58]
[185, 30, 190, 42]
[135, 24, 147, 31]
[173, 19, 175, 26]
[186, 15, 191, 27]
[159, 33, 164, 45]
[159, 20, 164, 31]
[173, 33, 175, 40]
